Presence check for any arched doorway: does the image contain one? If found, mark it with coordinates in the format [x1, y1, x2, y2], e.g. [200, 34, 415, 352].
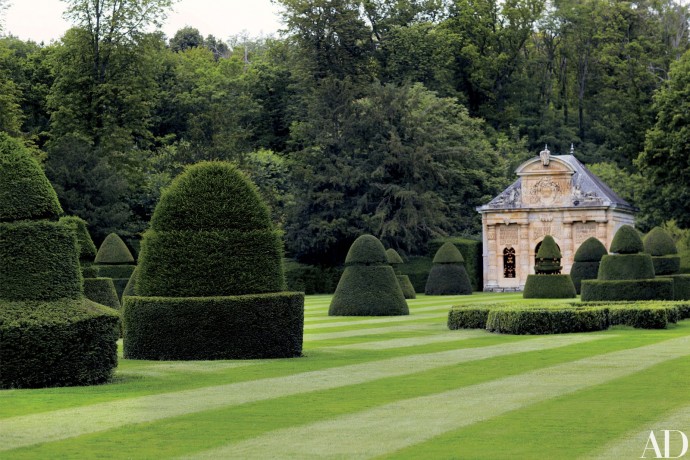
[503, 247, 516, 278]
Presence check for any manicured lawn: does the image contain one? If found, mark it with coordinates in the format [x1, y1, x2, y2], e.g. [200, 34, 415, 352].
[1, 292, 689, 459]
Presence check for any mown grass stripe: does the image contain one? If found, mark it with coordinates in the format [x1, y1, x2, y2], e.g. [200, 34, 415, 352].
[186, 335, 690, 459]
[305, 324, 444, 341]
[0, 335, 603, 452]
[304, 312, 447, 329]
[325, 329, 489, 350]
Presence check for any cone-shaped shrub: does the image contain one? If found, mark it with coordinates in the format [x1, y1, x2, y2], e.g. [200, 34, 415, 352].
[425, 242, 472, 295]
[93, 232, 136, 300]
[571, 237, 607, 294]
[83, 278, 121, 310]
[644, 227, 680, 276]
[524, 235, 575, 298]
[123, 161, 303, 360]
[609, 224, 644, 254]
[386, 248, 404, 266]
[0, 135, 118, 388]
[60, 216, 97, 262]
[329, 235, 408, 315]
[535, 235, 562, 274]
[385, 248, 416, 299]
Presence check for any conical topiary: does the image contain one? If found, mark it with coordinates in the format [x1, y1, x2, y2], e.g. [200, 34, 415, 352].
[524, 235, 575, 298]
[123, 161, 303, 360]
[0, 133, 119, 388]
[570, 237, 607, 294]
[386, 248, 416, 299]
[644, 227, 681, 276]
[535, 235, 562, 274]
[425, 242, 472, 295]
[609, 224, 644, 254]
[92, 232, 136, 301]
[60, 215, 98, 278]
[329, 235, 409, 316]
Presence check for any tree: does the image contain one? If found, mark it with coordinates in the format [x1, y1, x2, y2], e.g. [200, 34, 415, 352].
[169, 26, 203, 52]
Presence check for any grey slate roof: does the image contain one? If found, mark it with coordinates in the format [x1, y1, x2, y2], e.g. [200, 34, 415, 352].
[479, 155, 636, 212]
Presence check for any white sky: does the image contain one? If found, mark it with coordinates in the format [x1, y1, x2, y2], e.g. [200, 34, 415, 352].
[2, 0, 284, 44]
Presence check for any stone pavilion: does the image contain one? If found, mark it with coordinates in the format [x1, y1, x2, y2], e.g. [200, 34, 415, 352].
[477, 146, 636, 291]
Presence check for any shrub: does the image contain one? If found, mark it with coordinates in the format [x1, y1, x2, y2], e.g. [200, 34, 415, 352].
[82, 264, 98, 278]
[485, 307, 607, 335]
[670, 274, 690, 300]
[123, 292, 304, 360]
[448, 306, 492, 329]
[60, 216, 97, 262]
[94, 233, 135, 265]
[428, 237, 482, 290]
[609, 224, 644, 254]
[425, 264, 473, 295]
[607, 305, 668, 329]
[597, 254, 655, 280]
[581, 279, 674, 301]
[123, 266, 138, 297]
[386, 248, 404, 266]
[574, 237, 608, 262]
[570, 261, 599, 294]
[83, 278, 121, 309]
[432, 242, 465, 264]
[283, 260, 342, 294]
[330, 235, 408, 316]
[397, 275, 417, 299]
[644, 227, 678, 256]
[0, 298, 119, 389]
[523, 274, 576, 298]
[652, 256, 681, 276]
[397, 256, 432, 293]
[94, 264, 136, 279]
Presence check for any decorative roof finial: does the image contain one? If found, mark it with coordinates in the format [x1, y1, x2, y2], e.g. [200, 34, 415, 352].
[540, 144, 551, 166]
[570, 143, 575, 155]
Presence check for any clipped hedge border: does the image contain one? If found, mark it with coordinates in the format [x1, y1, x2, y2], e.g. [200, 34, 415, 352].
[581, 279, 674, 301]
[123, 292, 304, 360]
[652, 256, 681, 276]
[670, 274, 690, 301]
[0, 298, 119, 389]
[486, 307, 607, 334]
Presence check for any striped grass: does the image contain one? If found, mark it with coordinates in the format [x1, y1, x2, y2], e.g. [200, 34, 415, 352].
[1, 293, 690, 459]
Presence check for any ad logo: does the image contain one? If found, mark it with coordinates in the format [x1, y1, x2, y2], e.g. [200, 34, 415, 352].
[642, 430, 689, 458]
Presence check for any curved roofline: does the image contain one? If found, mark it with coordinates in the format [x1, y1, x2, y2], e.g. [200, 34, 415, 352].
[515, 156, 576, 175]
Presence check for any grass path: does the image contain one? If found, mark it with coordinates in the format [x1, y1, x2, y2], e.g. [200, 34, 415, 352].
[1, 293, 690, 459]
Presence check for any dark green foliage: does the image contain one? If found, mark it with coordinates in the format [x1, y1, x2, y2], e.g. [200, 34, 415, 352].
[397, 275, 416, 299]
[0, 221, 83, 301]
[485, 308, 607, 335]
[345, 235, 389, 266]
[137, 229, 285, 297]
[535, 235, 562, 274]
[670, 275, 690, 301]
[397, 256, 433, 293]
[598, 254, 655, 280]
[432, 242, 465, 264]
[123, 266, 138, 298]
[425, 264, 472, 295]
[644, 227, 678, 256]
[428, 238, 482, 290]
[149, 161, 272, 232]
[83, 278, 120, 309]
[112, 279, 129, 302]
[0, 298, 119, 389]
[94, 233, 135, 264]
[0, 133, 62, 222]
[574, 237, 608, 262]
[609, 225, 644, 254]
[329, 266, 409, 316]
[652, 256, 681, 276]
[570, 261, 599, 294]
[447, 306, 491, 329]
[122, 292, 304, 360]
[581, 279, 674, 301]
[607, 306, 668, 329]
[94, 264, 136, 279]
[82, 264, 98, 278]
[60, 216, 97, 262]
[283, 260, 342, 294]
[386, 248, 404, 265]
[523, 274, 576, 299]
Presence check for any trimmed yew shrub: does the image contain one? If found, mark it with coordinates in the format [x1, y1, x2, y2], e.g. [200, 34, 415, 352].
[124, 161, 303, 360]
[329, 235, 408, 316]
[428, 237, 482, 290]
[571, 237, 607, 294]
[83, 278, 121, 309]
[670, 274, 690, 300]
[447, 306, 492, 329]
[534, 235, 562, 274]
[609, 224, 644, 254]
[581, 279, 674, 301]
[425, 242, 472, 295]
[122, 266, 138, 298]
[386, 248, 416, 299]
[94, 233, 135, 265]
[60, 216, 97, 262]
[486, 307, 607, 334]
[598, 254, 656, 280]
[644, 227, 681, 276]
[523, 274, 576, 298]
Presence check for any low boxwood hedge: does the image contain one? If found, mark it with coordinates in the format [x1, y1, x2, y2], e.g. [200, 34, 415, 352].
[397, 275, 417, 299]
[523, 274, 576, 299]
[486, 307, 607, 334]
[83, 278, 121, 309]
[597, 254, 655, 280]
[122, 292, 304, 360]
[607, 305, 669, 329]
[447, 306, 493, 329]
[581, 279, 674, 301]
[0, 298, 120, 388]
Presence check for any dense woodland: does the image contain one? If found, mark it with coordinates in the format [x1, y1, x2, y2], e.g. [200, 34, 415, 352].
[0, 0, 689, 265]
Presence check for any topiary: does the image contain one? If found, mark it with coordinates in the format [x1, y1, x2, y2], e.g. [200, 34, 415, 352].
[386, 248, 404, 266]
[571, 237, 607, 294]
[123, 161, 303, 360]
[94, 233, 135, 265]
[609, 224, 644, 254]
[432, 242, 465, 264]
[425, 242, 472, 295]
[644, 227, 678, 256]
[60, 216, 97, 263]
[535, 235, 562, 274]
[83, 278, 121, 310]
[329, 235, 408, 316]
[523, 274, 576, 298]
[386, 248, 415, 299]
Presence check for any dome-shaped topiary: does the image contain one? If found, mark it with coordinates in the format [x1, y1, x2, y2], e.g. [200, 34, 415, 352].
[574, 237, 608, 262]
[535, 235, 562, 274]
[0, 133, 62, 222]
[609, 225, 643, 254]
[344, 235, 389, 266]
[432, 242, 465, 264]
[643, 227, 678, 256]
[150, 161, 272, 232]
[60, 216, 97, 262]
[386, 248, 404, 265]
[94, 233, 135, 264]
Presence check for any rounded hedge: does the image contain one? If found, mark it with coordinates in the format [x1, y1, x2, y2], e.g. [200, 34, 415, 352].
[60, 216, 97, 262]
[149, 161, 272, 232]
[0, 298, 119, 388]
[345, 235, 389, 266]
[574, 237, 607, 262]
[580, 279, 674, 301]
[0, 221, 83, 301]
[536, 235, 561, 259]
[83, 278, 121, 310]
[609, 225, 643, 254]
[0, 134, 62, 222]
[597, 254, 655, 280]
[523, 274, 576, 298]
[432, 242, 465, 264]
[329, 265, 408, 316]
[94, 233, 135, 264]
[570, 261, 599, 294]
[122, 292, 304, 360]
[425, 264, 473, 295]
[644, 227, 678, 256]
[652, 256, 681, 276]
[386, 248, 404, 265]
[397, 274, 417, 299]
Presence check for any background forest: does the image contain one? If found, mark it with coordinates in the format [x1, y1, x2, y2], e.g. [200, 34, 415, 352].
[0, 0, 689, 267]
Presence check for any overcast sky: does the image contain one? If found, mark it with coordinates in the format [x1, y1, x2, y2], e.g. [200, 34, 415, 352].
[2, 0, 284, 44]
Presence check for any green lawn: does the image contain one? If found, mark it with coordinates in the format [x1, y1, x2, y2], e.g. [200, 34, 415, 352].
[2, 292, 690, 459]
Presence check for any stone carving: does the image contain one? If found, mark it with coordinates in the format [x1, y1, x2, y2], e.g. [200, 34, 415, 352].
[573, 222, 597, 245]
[540, 145, 551, 166]
[527, 178, 562, 205]
[487, 226, 496, 241]
[488, 184, 521, 208]
[499, 225, 519, 245]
